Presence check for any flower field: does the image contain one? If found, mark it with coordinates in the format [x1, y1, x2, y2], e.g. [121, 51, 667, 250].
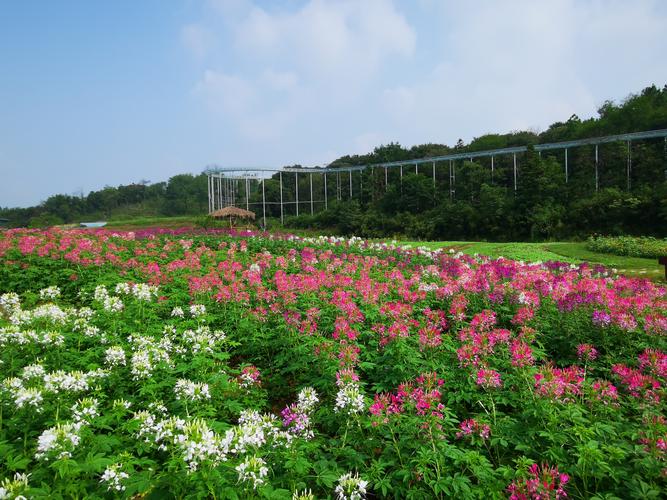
[0, 228, 666, 499]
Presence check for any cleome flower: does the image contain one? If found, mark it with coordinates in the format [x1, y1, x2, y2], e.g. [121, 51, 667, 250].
[236, 455, 269, 490]
[35, 422, 83, 461]
[174, 379, 211, 402]
[100, 463, 129, 492]
[335, 472, 368, 500]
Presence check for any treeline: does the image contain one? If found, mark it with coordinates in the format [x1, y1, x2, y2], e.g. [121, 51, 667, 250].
[2, 84, 667, 239]
[0, 174, 209, 228]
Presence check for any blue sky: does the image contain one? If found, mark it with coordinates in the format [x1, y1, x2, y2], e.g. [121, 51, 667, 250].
[2, 0, 667, 208]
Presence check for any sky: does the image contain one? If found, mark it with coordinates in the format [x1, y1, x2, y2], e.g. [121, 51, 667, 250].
[1, 0, 667, 208]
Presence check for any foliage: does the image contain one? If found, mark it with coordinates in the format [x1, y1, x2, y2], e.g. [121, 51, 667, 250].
[587, 235, 667, 259]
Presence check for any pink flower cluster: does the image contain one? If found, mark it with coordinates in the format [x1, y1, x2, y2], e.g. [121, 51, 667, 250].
[476, 369, 502, 389]
[369, 372, 445, 427]
[456, 419, 490, 440]
[576, 343, 598, 362]
[507, 463, 569, 500]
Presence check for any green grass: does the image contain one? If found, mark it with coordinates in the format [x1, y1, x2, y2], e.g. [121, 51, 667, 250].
[398, 241, 664, 281]
[105, 215, 198, 229]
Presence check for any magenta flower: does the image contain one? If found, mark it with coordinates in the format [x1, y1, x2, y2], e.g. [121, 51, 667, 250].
[476, 369, 502, 389]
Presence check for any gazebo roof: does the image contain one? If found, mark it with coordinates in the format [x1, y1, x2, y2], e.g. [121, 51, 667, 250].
[210, 206, 256, 219]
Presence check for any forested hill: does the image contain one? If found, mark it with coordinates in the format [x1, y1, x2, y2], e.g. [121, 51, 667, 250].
[2, 84, 667, 240]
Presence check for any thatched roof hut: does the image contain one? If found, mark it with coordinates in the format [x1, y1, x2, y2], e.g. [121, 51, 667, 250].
[210, 206, 256, 227]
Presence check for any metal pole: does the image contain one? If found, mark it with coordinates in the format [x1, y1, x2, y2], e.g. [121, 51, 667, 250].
[310, 173, 314, 215]
[279, 172, 284, 224]
[595, 144, 599, 192]
[349, 170, 352, 199]
[359, 170, 363, 203]
[565, 148, 568, 183]
[491, 156, 494, 183]
[246, 178, 250, 210]
[337, 171, 341, 200]
[400, 165, 403, 193]
[261, 178, 266, 229]
[432, 161, 436, 187]
[626, 141, 631, 191]
[513, 153, 517, 192]
[218, 176, 222, 208]
[449, 160, 454, 200]
[207, 175, 211, 213]
[384, 167, 388, 191]
[323, 172, 328, 210]
[295, 172, 299, 216]
[415, 163, 418, 174]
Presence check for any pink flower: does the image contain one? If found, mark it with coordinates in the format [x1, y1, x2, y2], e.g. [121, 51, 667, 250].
[577, 344, 598, 362]
[507, 463, 569, 500]
[476, 369, 502, 389]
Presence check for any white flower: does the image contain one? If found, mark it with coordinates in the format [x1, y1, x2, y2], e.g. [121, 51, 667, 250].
[190, 304, 206, 318]
[35, 422, 82, 460]
[174, 379, 211, 402]
[236, 456, 269, 489]
[335, 472, 368, 500]
[0, 472, 30, 499]
[13, 387, 43, 411]
[297, 387, 319, 412]
[100, 463, 129, 492]
[334, 384, 365, 415]
[171, 306, 184, 318]
[71, 397, 99, 424]
[93, 285, 109, 302]
[21, 363, 45, 380]
[39, 286, 61, 300]
[104, 346, 127, 367]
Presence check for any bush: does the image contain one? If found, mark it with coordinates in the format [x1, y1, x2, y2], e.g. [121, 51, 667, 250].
[586, 235, 667, 258]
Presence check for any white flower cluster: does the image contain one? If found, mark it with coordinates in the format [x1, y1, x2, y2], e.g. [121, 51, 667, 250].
[297, 387, 319, 412]
[292, 489, 315, 500]
[128, 335, 173, 380]
[92, 285, 122, 313]
[335, 472, 369, 500]
[182, 326, 226, 355]
[134, 413, 231, 473]
[132, 407, 296, 474]
[71, 397, 100, 424]
[174, 379, 211, 402]
[39, 286, 61, 300]
[171, 306, 184, 318]
[334, 384, 365, 416]
[0, 292, 21, 319]
[100, 463, 129, 492]
[35, 422, 83, 461]
[43, 368, 108, 394]
[189, 304, 206, 318]
[0, 472, 30, 499]
[114, 282, 158, 302]
[0, 327, 65, 348]
[236, 455, 268, 490]
[11, 303, 69, 326]
[104, 346, 127, 367]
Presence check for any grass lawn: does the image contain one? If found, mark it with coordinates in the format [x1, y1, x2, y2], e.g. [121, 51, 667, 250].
[399, 240, 664, 281]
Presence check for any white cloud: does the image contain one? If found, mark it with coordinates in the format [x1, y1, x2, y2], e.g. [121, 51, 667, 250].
[181, 24, 215, 60]
[261, 69, 299, 91]
[194, 70, 255, 115]
[235, 0, 415, 80]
